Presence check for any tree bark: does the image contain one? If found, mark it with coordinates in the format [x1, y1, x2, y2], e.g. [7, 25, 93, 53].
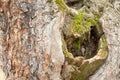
[0, 0, 120, 80]
[90, 0, 120, 80]
[0, 0, 65, 80]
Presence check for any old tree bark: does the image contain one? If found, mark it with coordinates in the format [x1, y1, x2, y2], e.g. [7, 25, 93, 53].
[0, 0, 120, 80]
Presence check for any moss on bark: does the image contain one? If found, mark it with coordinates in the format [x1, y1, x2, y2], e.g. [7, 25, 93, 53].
[62, 11, 108, 80]
[55, 0, 68, 11]
[55, 0, 108, 80]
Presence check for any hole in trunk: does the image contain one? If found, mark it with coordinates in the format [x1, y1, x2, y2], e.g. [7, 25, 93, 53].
[64, 26, 103, 59]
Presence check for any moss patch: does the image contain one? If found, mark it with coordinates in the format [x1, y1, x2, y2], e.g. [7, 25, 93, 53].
[64, 12, 101, 58]
[70, 35, 108, 80]
[62, 37, 74, 58]
[54, 0, 67, 11]
[72, 12, 100, 35]
[61, 8, 108, 80]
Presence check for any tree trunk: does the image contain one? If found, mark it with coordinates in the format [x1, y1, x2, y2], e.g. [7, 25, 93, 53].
[0, 0, 120, 80]
[90, 0, 120, 80]
[0, 0, 65, 80]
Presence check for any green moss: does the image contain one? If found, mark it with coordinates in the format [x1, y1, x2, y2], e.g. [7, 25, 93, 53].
[85, 51, 91, 59]
[73, 39, 80, 50]
[71, 12, 100, 46]
[72, 12, 99, 34]
[69, 12, 99, 58]
[98, 35, 108, 49]
[61, 9, 108, 80]
[47, 0, 52, 2]
[97, 35, 108, 58]
[72, 12, 85, 34]
[54, 0, 67, 11]
[62, 38, 74, 58]
[70, 35, 108, 80]
[74, 59, 105, 80]
[70, 56, 107, 80]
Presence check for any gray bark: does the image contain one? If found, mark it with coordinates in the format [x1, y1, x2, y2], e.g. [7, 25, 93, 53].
[90, 0, 120, 80]
[0, 0, 64, 80]
[0, 0, 120, 80]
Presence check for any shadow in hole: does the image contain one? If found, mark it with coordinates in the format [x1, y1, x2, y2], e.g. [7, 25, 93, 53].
[64, 25, 104, 59]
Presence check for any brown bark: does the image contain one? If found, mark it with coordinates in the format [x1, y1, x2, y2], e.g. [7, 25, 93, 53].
[0, 0, 64, 80]
[0, 0, 120, 80]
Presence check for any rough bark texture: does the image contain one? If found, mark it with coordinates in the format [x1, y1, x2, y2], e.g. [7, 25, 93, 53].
[90, 0, 120, 80]
[0, 0, 64, 80]
[0, 0, 120, 80]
